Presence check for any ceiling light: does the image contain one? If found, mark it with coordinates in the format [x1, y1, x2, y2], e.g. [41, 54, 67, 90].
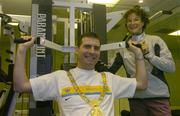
[88, 0, 119, 7]
[74, 23, 78, 29]
[139, 0, 143, 3]
[168, 30, 180, 36]
[8, 22, 19, 26]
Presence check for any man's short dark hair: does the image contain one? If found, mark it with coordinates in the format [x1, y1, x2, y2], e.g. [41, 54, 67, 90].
[78, 32, 101, 47]
[124, 5, 149, 30]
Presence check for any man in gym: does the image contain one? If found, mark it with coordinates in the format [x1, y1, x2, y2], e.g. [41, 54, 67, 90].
[13, 32, 147, 116]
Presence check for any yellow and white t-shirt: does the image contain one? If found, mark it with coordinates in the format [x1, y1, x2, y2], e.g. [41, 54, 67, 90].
[30, 67, 136, 116]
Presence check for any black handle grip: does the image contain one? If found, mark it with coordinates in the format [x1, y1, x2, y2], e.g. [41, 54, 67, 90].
[133, 43, 142, 49]
[124, 35, 132, 48]
[14, 37, 41, 44]
[14, 38, 31, 43]
[126, 42, 142, 49]
[125, 41, 129, 48]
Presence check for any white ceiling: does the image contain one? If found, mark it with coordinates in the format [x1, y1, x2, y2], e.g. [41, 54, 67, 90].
[0, 0, 179, 36]
[0, 0, 179, 15]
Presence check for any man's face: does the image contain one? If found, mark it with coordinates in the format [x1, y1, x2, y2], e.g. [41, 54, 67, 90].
[126, 13, 144, 34]
[77, 37, 100, 70]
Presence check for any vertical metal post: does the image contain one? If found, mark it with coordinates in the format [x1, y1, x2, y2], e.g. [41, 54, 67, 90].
[30, 3, 38, 110]
[92, 4, 107, 63]
[30, 0, 53, 115]
[69, 3, 75, 63]
[64, 19, 69, 63]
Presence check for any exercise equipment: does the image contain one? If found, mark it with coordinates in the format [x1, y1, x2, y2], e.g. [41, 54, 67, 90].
[13, 35, 131, 52]
[0, 9, 24, 115]
[1, 1, 131, 115]
[0, 54, 15, 116]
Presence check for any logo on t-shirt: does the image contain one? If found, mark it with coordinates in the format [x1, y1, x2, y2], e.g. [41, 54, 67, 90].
[64, 97, 72, 101]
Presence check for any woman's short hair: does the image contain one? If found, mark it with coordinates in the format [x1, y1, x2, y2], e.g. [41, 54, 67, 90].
[124, 5, 150, 30]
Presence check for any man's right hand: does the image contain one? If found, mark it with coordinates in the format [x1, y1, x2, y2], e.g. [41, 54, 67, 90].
[14, 36, 34, 93]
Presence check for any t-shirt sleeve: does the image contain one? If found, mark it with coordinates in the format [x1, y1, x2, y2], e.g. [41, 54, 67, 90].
[30, 72, 59, 101]
[108, 73, 137, 98]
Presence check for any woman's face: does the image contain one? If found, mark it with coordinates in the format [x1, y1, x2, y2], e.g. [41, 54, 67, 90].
[126, 13, 144, 35]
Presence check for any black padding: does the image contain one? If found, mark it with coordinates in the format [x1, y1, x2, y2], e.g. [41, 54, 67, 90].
[108, 52, 124, 74]
[121, 110, 130, 116]
[151, 44, 169, 86]
[14, 38, 31, 43]
[95, 60, 109, 72]
[172, 110, 180, 116]
[8, 64, 14, 82]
